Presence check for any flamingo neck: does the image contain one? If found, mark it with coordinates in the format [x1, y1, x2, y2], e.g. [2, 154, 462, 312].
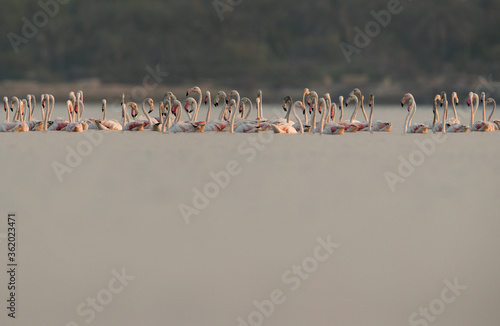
[368, 99, 374, 132]
[206, 93, 212, 123]
[349, 96, 359, 123]
[488, 100, 496, 121]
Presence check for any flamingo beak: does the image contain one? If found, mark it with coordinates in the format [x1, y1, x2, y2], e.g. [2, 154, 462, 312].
[226, 96, 230, 104]
[186, 91, 189, 96]
[214, 101, 219, 107]
[401, 101, 405, 107]
[283, 106, 287, 112]
[148, 109, 153, 114]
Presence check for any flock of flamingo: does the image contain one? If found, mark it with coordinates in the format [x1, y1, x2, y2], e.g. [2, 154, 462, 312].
[1, 87, 499, 134]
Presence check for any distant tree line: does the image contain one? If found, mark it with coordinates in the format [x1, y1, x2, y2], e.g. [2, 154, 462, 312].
[1, 0, 499, 88]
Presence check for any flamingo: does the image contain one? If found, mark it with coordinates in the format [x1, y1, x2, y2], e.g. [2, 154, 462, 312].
[8, 97, 29, 132]
[271, 98, 305, 134]
[485, 98, 499, 130]
[93, 99, 123, 130]
[336, 94, 359, 132]
[47, 100, 82, 132]
[469, 92, 495, 132]
[282, 95, 310, 132]
[168, 100, 205, 133]
[317, 97, 345, 135]
[367, 94, 392, 132]
[137, 98, 161, 130]
[401, 93, 428, 134]
[482, 97, 500, 130]
[447, 92, 461, 125]
[331, 95, 357, 132]
[24, 94, 45, 131]
[186, 86, 202, 121]
[347, 88, 369, 122]
[436, 92, 469, 133]
[228, 99, 261, 133]
[1, 97, 26, 132]
[184, 97, 206, 132]
[120, 94, 145, 131]
[345, 94, 370, 131]
[205, 91, 230, 132]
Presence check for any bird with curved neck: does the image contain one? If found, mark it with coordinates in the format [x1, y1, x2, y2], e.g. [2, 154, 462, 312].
[120, 95, 144, 131]
[401, 93, 428, 134]
[317, 97, 344, 135]
[469, 92, 495, 132]
[283, 95, 310, 132]
[485, 98, 499, 130]
[93, 99, 123, 130]
[437, 92, 469, 133]
[184, 97, 206, 132]
[168, 100, 206, 133]
[228, 99, 261, 133]
[271, 98, 305, 134]
[336, 94, 360, 132]
[186, 86, 202, 121]
[345, 93, 369, 131]
[347, 88, 369, 122]
[205, 91, 230, 132]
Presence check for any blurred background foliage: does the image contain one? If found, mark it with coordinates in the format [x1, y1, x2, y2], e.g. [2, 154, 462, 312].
[0, 0, 499, 92]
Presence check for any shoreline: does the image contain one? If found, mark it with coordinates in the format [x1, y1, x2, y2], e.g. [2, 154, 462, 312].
[0, 78, 496, 105]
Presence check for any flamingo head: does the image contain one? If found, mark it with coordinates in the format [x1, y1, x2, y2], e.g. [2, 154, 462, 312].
[3, 96, 8, 111]
[318, 101, 323, 114]
[369, 94, 374, 108]
[101, 99, 106, 112]
[466, 95, 472, 106]
[401, 93, 412, 107]
[227, 99, 237, 115]
[129, 103, 139, 118]
[226, 90, 239, 104]
[282, 96, 292, 112]
[239, 104, 243, 114]
[187, 86, 200, 97]
[147, 99, 154, 114]
[331, 104, 336, 119]
[346, 94, 357, 107]
[295, 101, 307, 114]
[204, 92, 210, 105]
